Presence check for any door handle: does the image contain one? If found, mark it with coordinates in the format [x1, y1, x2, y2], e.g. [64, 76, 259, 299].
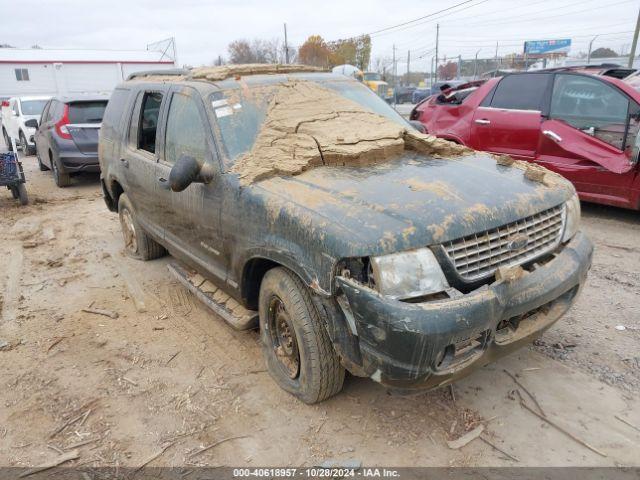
[120, 158, 129, 168]
[158, 177, 171, 190]
[543, 130, 562, 143]
[474, 119, 491, 125]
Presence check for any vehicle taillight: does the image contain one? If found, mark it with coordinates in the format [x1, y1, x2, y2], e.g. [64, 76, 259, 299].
[55, 104, 72, 140]
[1, 100, 9, 107]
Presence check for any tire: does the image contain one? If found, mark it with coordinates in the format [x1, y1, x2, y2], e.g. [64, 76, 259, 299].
[10, 186, 18, 199]
[16, 183, 28, 205]
[117, 193, 166, 261]
[37, 152, 49, 171]
[19, 132, 35, 156]
[259, 267, 345, 404]
[51, 155, 71, 187]
[3, 129, 13, 152]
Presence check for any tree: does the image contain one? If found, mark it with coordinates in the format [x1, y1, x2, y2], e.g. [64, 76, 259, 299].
[298, 35, 331, 67]
[354, 35, 371, 71]
[228, 39, 255, 63]
[227, 38, 288, 64]
[591, 47, 618, 58]
[437, 61, 457, 80]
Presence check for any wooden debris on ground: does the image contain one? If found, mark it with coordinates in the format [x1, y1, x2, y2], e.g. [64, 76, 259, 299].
[18, 449, 79, 478]
[614, 415, 640, 433]
[446, 425, 484, 449]
[503, 369, 545, 417]
[82, 307, 119, 319]
[189, 435, 249, 458]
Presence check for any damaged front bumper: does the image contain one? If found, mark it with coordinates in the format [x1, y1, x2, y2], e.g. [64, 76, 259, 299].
[335, 232, 593, 392]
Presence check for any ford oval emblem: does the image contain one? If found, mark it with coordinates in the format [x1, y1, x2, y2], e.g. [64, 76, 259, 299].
[507, 234, 529, 251]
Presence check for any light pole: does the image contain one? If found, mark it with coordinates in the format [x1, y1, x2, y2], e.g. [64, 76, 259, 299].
[474, 49, 481, 79]
[587, 35, 599, 65]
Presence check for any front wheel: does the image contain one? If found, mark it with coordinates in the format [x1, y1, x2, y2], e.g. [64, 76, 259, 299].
[19, 132, 34, 156]
[259, 267, 345, 404]
[117, 193, 166, 261]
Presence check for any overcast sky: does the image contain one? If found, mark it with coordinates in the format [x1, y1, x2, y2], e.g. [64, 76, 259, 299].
[2, 0, 637, 69]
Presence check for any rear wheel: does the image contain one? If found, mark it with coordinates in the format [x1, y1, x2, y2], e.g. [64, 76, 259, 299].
[259, 267, 345, 404]
[117, 193, 166, 261]
[16, 183, 28, 205]
[51, 155, 71, 187]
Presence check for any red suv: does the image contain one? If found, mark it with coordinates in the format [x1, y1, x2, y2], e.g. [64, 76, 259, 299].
[411, 72, 640, 210]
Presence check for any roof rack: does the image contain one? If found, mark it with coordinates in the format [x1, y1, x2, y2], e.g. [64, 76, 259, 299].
[126, 68, 190, 81]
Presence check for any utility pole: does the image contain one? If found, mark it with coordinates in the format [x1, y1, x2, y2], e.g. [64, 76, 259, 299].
[407, 50, 411, 84]
[283, 23, 289, 64]
[457, 55, 461, 79]
[587, 35, 599, 65]
[435, 23, 440, 82]
[629, 7, 640, 68]
[494, 41, 499, 76]
[392, 44, 397, 85]
[474, 49, 481, 79]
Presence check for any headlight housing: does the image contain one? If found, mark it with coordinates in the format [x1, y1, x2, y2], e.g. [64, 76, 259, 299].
[369, 248, 449, 300]
[562, 193, 581, 242]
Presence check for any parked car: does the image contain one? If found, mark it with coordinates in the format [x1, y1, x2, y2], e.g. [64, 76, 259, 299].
[100, 66, 592, 403]
[394, 85, 416, 103]
[411, 71, 640, 210]
[1, 96, 50, 154]
[412, 80, 465, 104]
[34, 95, 109, 187]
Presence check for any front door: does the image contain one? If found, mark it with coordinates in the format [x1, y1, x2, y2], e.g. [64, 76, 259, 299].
[34, 100, 52, 158]
[156, 86, 226, 281]
[536, 73, 639, 208]
[471, 73, 552, 159]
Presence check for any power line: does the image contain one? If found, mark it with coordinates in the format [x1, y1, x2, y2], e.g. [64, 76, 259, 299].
[364, 0, 486, 37]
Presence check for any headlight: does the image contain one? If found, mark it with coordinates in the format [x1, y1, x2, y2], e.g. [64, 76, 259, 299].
[369, 248, 449, 300]
[562, 193, 581, 242]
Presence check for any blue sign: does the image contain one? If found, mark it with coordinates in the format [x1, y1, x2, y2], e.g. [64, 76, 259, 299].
[524, 39, 572, 55]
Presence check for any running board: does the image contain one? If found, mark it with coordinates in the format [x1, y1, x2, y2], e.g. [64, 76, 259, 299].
[167, 263, 258, 331]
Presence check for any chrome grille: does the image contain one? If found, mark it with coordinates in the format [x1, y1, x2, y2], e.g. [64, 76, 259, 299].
[443, 204, 565, 281]
[377, 84, 387, 97]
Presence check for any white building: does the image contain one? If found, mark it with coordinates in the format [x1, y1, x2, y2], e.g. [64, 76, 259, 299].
[0, 47, 176, 97]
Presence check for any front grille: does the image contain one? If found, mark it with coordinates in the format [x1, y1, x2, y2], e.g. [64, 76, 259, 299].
[443, 204, 565, 281]
[377, 84, 386, 97]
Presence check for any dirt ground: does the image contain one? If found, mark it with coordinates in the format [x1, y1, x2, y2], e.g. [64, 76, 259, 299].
[1, 149, 639, 469]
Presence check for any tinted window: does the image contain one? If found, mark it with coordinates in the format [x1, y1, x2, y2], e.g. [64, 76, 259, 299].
[138, 92, 163, 154]
[551, 74, 635, 150]
[40, 101, 51, 122]
[164, 92, 207, 166]
[68, 101, 107, 123]
[21, 100, 48, 115]
[490, 74, 550, 110]
[102, 89, 130, 140]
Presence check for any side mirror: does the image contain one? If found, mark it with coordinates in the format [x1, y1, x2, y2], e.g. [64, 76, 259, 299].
[169, 154, 214, 192]
[25, 119, 38, 129]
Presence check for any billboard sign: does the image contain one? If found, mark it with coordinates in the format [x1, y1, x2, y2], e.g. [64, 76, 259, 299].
[524, 39, 572, 55]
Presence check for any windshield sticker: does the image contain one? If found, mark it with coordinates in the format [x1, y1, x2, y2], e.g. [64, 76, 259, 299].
[215, 106, 234, 118]
[211, 99, 228, 108]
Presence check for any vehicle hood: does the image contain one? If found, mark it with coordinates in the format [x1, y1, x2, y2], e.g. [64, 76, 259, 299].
[256, 152, 573, 257]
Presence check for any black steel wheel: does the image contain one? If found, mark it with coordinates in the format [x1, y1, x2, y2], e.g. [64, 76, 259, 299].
[259, 267, 344, 404]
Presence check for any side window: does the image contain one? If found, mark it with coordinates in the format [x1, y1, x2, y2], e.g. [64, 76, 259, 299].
[15, 68, 29, 81]
[164, 92, 207, 166]
[101, 88, 130, 140]
[137, 92, 163, 154]
[550, 74, 632, 151]
[12, 101, 19, 115]
[490, 74, 550, 111]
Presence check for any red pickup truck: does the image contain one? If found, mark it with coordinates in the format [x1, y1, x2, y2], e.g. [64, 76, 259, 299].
[411, 72, 640, 210]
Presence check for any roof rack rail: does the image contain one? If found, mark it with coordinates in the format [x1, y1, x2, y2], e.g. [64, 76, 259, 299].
[126, 68, 191, 81]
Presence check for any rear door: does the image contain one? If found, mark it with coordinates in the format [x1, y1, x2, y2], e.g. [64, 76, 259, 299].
[122, 89, 168, 236]
[155, 85, 226, 280]
[471, 73, 551, 158]
[66, 101, 108, 155]
[536, 73, 639, 207]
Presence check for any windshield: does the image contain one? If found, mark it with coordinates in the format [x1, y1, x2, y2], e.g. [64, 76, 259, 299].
[68, 101, 108, 123]
[21, 100, 48, 116]
[364, 72, 382, 82]
[213, 79, 408, 168]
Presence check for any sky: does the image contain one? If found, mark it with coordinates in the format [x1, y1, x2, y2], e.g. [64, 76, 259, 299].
[1, 0, 637, 69]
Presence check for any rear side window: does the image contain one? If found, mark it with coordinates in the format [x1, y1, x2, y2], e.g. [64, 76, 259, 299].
[68, 101, 108, 124]
[138, 92, 163, 154]
[164, 92, 206, 166]
[489, 74, 551, 111]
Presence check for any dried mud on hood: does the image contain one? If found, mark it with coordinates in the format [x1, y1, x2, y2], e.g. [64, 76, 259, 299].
[231, 80, 473, 185]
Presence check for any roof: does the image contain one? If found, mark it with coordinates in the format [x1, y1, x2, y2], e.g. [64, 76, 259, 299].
[0, 48, 174, 64]
[10, 95, 51, 102]
[54, 93, 112, 103]
[127, 64, 324, 82]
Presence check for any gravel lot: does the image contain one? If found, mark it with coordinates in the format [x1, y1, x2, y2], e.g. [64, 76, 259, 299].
[1, 146, 639, 469]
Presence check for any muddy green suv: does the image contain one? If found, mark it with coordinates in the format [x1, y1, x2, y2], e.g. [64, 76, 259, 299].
[99, 65, 592, 403]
